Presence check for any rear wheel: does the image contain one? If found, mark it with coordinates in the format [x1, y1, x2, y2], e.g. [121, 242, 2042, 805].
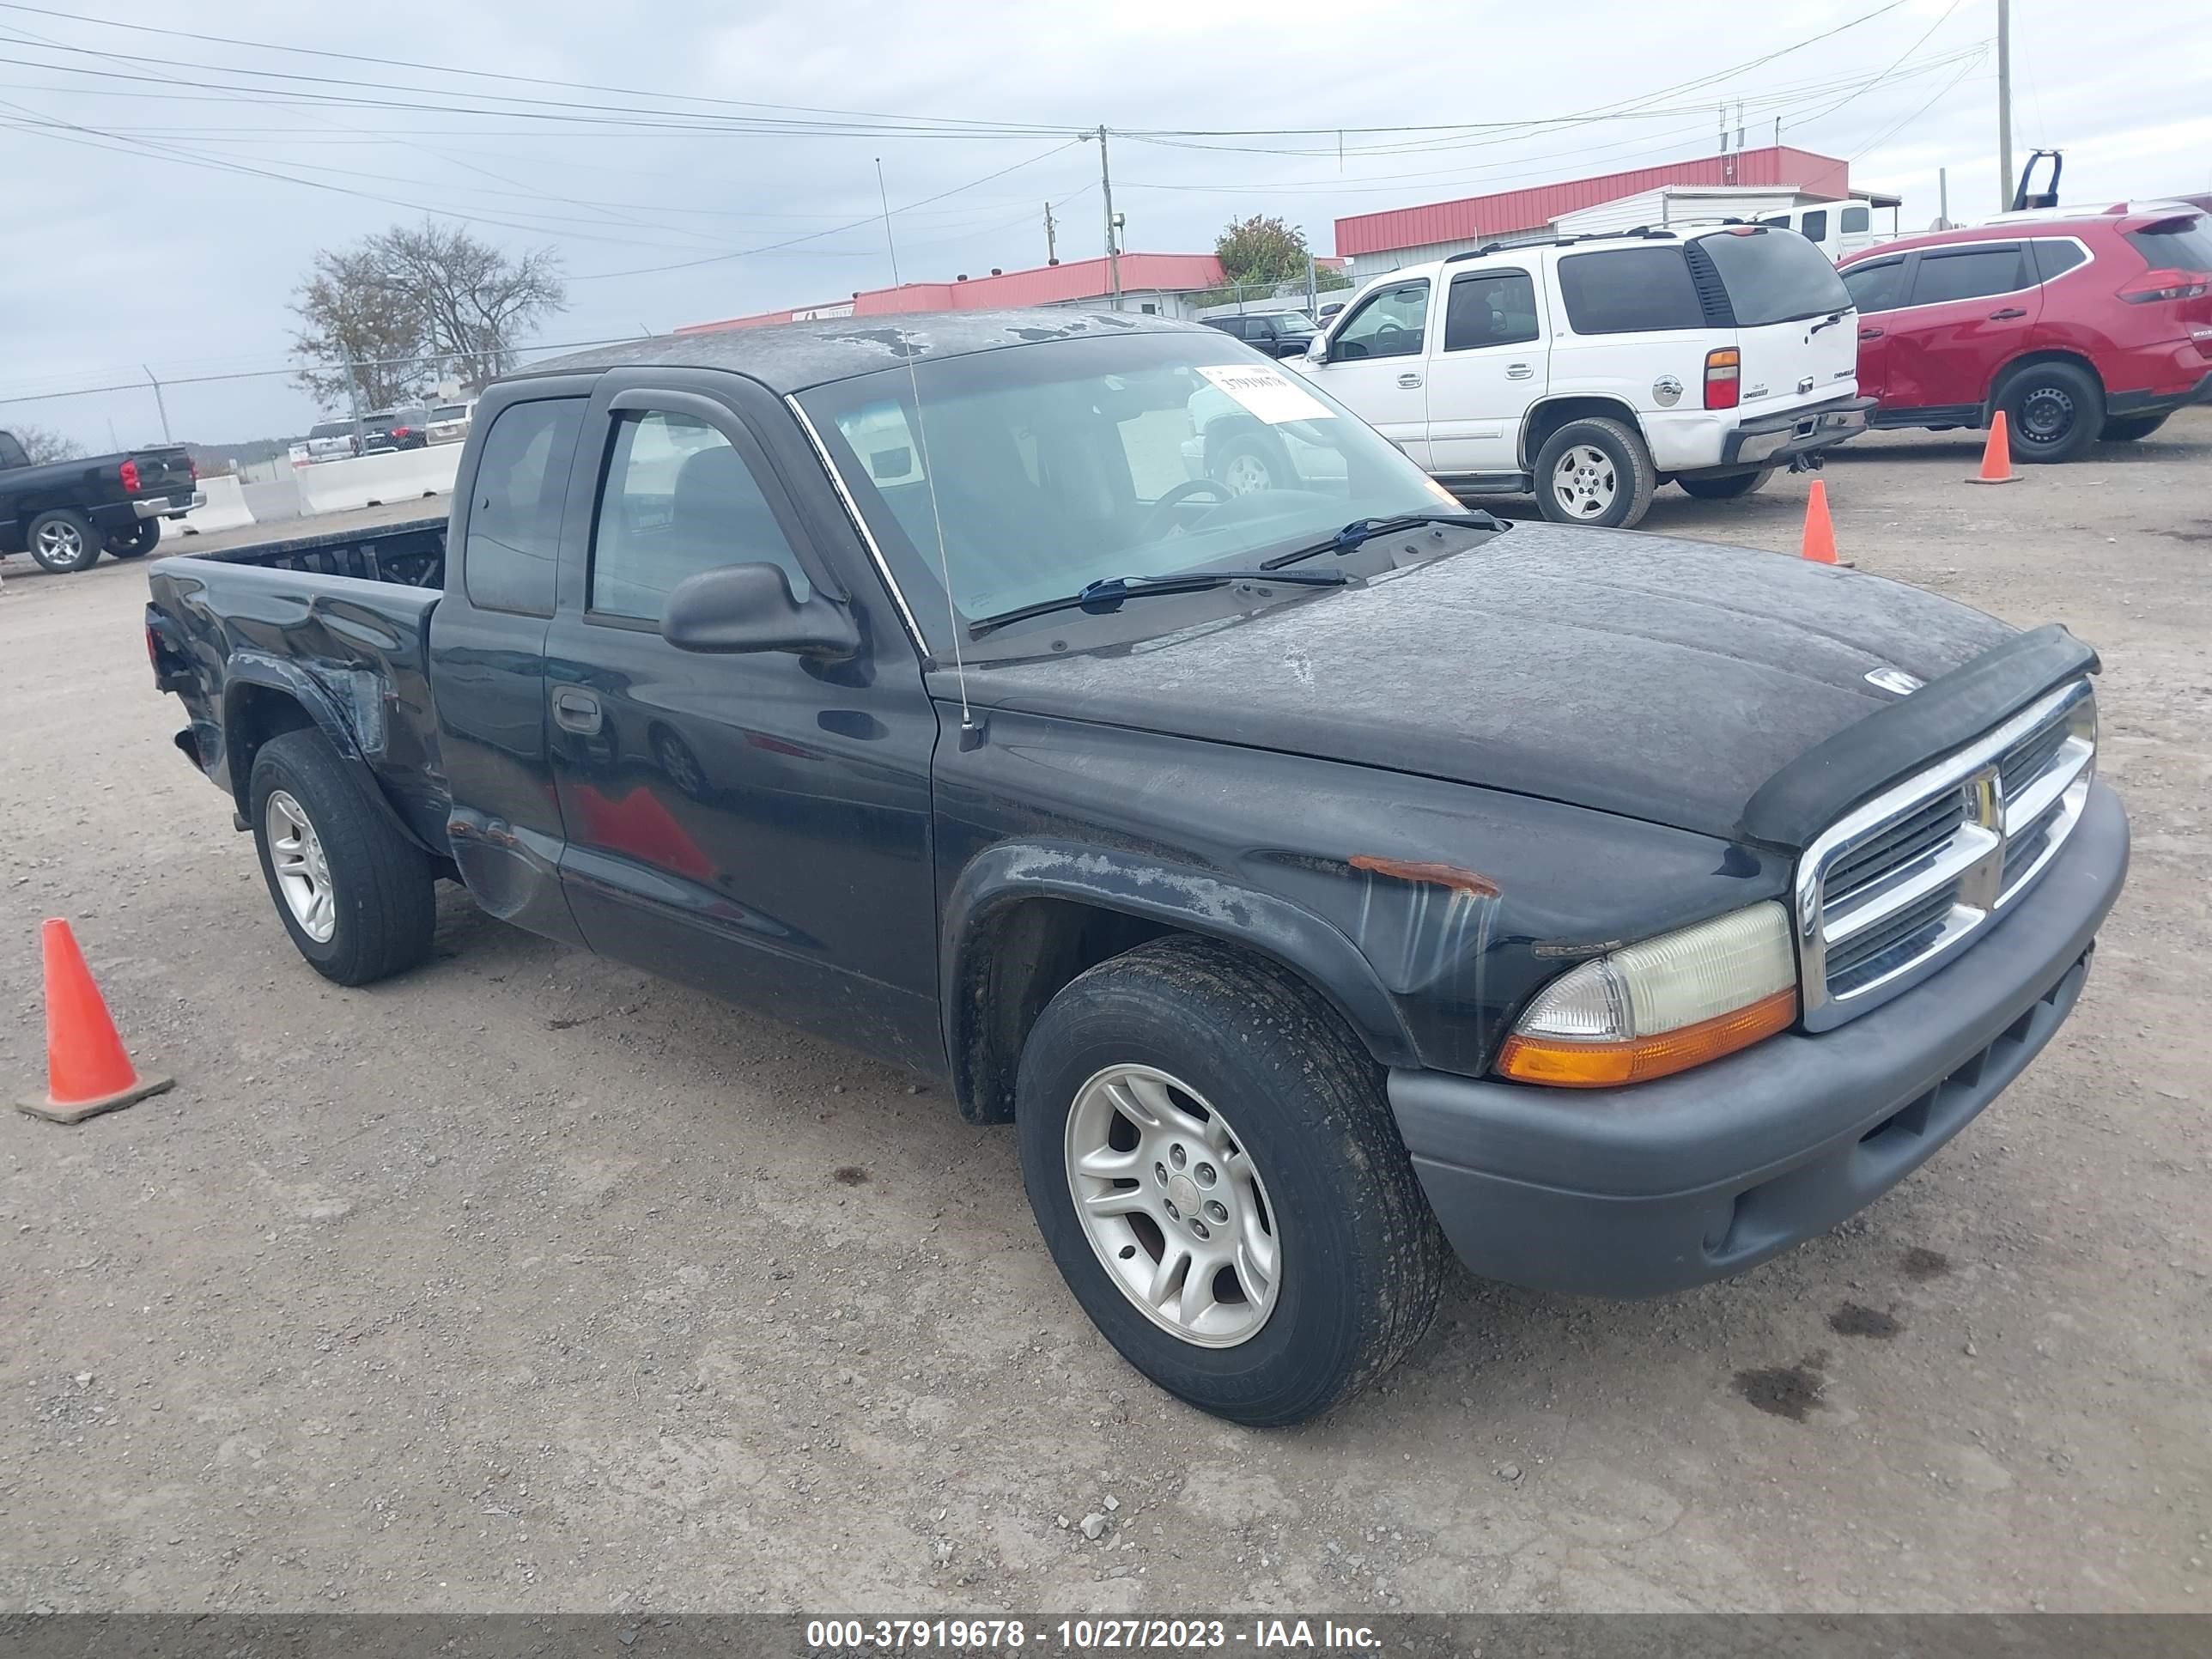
[106, 519, 161, 558]
[26, 508, 101, 574]
[1015, 936, 1446, 1425]
[1534, 416, 1656, 528]
[2100, 413, 2169, 443]
[1999, 361, 2104, 463]
[249, 728, 436, 986]
[1676, 467, 1777, 501]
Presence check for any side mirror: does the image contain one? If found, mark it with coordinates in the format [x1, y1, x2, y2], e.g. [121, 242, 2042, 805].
[1304, 336, 1328, 365]
[659, 562, 860, 659]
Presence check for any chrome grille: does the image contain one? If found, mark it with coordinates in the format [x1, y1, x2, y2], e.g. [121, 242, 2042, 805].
[1796, 678, 2096, 1030]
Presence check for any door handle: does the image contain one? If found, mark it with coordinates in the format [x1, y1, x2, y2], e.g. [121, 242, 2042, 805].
[1989, 307, 2027, 320]
[1504, 363, 1534, 380]
[1857, 327, 1885, 340]
[1396, 372, 1423, 389]
[551, 687, 603, 735]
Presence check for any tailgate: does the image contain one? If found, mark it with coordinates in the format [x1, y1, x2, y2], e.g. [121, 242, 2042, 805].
[1694, 227, 1861, 412]
[1735, 312, 1860, 413]
[129, 448, 197, 495]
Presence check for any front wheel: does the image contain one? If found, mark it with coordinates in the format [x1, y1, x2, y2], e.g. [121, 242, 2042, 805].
[1016, 936, 1447, 1425]
[106, 519, 161, 558]
[2000, 361, 2104, 463]
[1533, 416, 1656, 528]
[2100, 413, 2169, 443]
[1208, 431, 1292, 496]
[1676, 466, 1776, 501]
[249, 729, 436, 986]
[26, 508, 102, 574]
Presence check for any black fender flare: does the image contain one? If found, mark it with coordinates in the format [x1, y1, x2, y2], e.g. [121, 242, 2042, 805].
[220, 654, 430, 852]
[939, 839, 1420, 1121]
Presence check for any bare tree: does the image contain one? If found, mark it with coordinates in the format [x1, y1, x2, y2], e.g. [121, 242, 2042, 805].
[365, 221, 566, 389]
[289, 245, 431, 413]
[288, 221, 566, 414]
[10, 424, 84, 465]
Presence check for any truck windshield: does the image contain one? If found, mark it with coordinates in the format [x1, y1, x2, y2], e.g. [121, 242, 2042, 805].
[796, 331, 1454, 642]
[1698, 227, 1854, 325]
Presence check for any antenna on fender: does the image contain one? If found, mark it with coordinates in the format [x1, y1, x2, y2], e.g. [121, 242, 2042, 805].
[875, 157, 977, 746]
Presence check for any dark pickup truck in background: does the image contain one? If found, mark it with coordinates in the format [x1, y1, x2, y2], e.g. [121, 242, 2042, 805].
[144, 312, 2128, 1425]
[1, 428, 203, 573]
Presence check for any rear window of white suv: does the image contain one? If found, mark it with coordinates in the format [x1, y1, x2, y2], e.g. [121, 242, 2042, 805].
[1694, 228, 1854, 325]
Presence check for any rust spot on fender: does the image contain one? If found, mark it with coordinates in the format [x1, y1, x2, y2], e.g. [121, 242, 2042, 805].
[1347, 854, 1501, 900]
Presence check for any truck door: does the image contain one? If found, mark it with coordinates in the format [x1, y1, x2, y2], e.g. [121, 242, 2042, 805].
[1885, 242, 2042, 416]
[428, 383, 593, 947]
[1304, 276, 1432, 465]
[1423, 264, 1547, 477]
[542, 372, 941, 1070]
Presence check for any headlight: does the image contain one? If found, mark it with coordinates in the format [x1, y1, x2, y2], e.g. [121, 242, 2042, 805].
[1495, 901, 1798, 1087]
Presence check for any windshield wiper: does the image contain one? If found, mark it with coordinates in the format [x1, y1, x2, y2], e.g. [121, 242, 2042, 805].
[969, 568, 1346, 639]
[1262, 509, 1508, 568]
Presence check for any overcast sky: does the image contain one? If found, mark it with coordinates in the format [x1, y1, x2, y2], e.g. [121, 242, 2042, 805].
[4, 0, 2207, 450]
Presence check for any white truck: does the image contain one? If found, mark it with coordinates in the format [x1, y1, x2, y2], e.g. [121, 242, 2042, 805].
[1286, 224, 1873, 527]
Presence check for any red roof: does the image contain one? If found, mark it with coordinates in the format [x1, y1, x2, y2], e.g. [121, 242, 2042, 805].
[1334, 145, 1852, 256]
[682, 252, 1234, 333]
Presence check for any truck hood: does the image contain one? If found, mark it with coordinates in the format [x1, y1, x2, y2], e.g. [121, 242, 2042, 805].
[952, 523, 2017, 844]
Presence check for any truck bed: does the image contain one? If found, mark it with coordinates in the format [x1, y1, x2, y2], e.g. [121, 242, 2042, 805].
[146, 514, 453, 854]
[179, 514, 447, 587]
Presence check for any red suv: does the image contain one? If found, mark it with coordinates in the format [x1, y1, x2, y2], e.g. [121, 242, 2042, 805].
[1838, 206, 2212, 461]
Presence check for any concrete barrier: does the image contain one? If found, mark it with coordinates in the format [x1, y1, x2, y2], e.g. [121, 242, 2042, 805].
[178, 474, 256, 535]
[297, 446, 462, 516]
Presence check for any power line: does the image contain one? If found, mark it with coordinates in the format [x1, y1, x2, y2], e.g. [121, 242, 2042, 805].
[568, 140, 1087, 281]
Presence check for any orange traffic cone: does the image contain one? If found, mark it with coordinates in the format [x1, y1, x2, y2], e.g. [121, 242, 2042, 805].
[1799, 478, 1838, 564]
[17, 920, 173, 1125]
[1969, 411, 2019, 484]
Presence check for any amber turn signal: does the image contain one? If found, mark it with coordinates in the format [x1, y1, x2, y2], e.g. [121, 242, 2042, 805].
[1496, 987, 1798, 1088]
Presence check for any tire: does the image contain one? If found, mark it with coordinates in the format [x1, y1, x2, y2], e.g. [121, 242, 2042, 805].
[1676, 466, 1776, 501]
[1208, 431, 1293, 496]
[2101, 413, 2169, 443]
[1533, 416, 1656, 528]
[1997, 361, 2104, 463]
[26, 508, 102, 574]
[1015, 935, 1448, 1425]
[106, 518, 161, 558]
[248, 728, 436, 987]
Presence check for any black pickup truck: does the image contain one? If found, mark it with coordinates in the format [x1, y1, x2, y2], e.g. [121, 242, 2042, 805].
[144, 312, 2128, 1425]
[1, 428, 204, 573]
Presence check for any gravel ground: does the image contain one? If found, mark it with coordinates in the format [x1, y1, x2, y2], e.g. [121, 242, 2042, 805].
[1, 416, 2207, 1615]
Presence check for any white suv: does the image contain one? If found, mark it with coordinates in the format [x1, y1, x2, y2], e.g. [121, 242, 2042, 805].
[1287, 224, 1872, 527]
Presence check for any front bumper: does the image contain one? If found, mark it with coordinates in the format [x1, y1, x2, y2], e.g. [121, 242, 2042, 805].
[1720, 394, 1875, 468]
[1389, 780, 2128, 1298]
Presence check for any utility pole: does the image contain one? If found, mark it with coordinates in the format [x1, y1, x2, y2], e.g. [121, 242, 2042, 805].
[1097, 124, 1121, 310]
[1043, 198, 1058, 265]
[341, 349, 367, 452]
[143, 366, 171, 443]
[1996, 0, 2014, 210]
[1939, 166, 1951, 229]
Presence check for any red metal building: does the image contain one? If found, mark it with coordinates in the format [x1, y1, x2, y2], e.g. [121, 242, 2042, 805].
[1334, 145, 1857, 270]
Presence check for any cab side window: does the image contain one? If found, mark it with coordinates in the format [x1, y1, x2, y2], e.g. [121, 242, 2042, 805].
[463, 398, 585, 617]
[1443, 270, 1540, 350]
[589, 410, 811, 622]
[1330, 280, 1429, 360]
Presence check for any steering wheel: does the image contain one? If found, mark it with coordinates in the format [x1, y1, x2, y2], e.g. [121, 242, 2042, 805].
[1138, 477, 1233, 541]
[1374, 321, 1408, 349]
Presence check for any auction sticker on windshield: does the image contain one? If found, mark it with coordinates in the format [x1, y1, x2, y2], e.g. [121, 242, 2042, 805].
[1196, 362, 1334, 424]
